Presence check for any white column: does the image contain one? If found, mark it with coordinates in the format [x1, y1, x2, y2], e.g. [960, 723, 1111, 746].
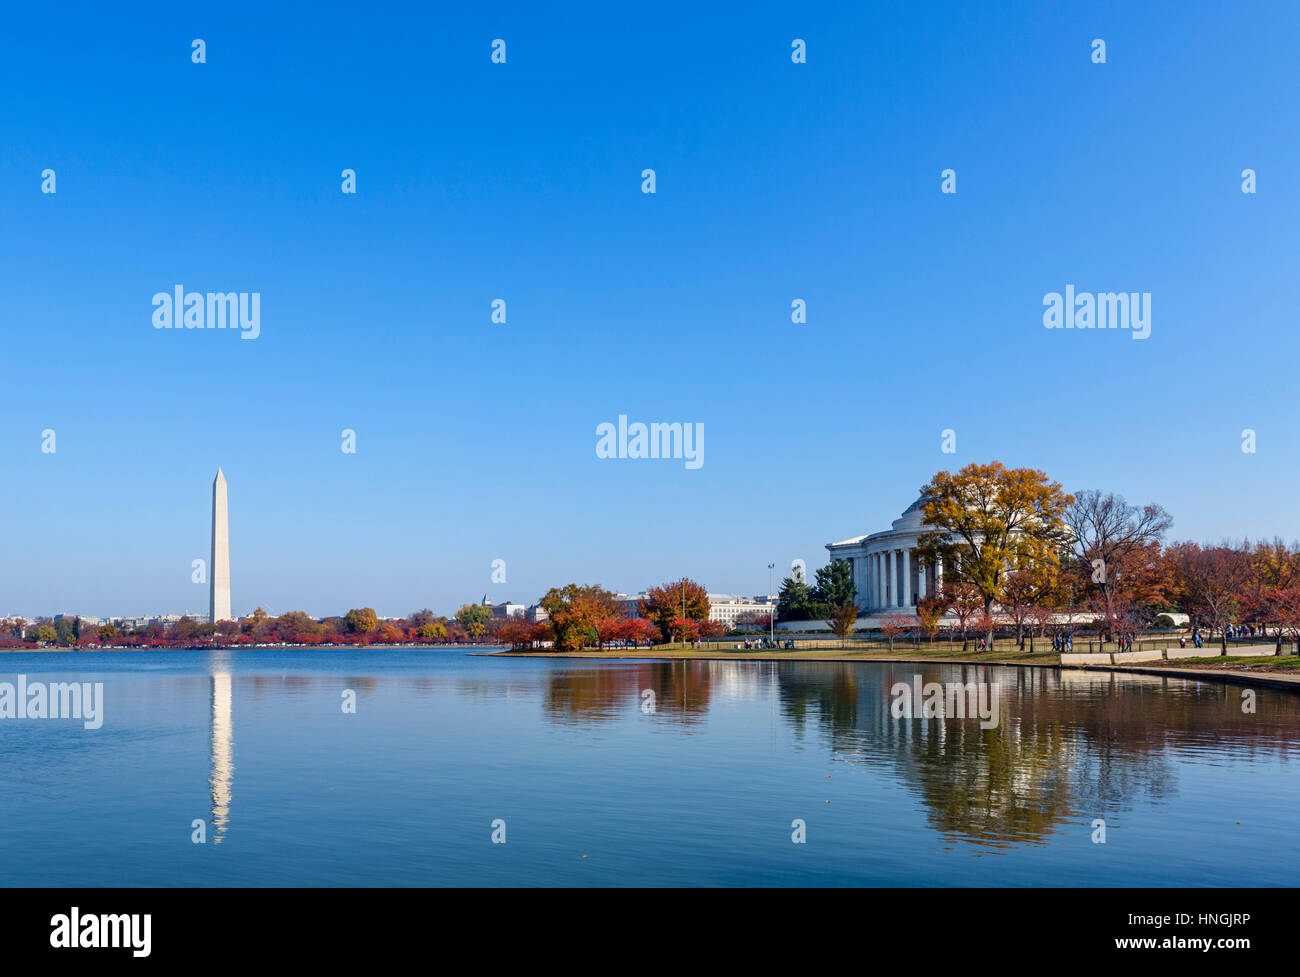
[895, 549, 903, 607]
[891, 549, 898, 608]
[934, 556, 943, 594]
[884, 551, 893, 608]
[902, 548, 912, 608]
[917, 553, 927, 600]
[875, 552, 883, 610]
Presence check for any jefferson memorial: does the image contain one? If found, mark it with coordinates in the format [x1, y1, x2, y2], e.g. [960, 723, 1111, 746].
[826, 496, 943, 617]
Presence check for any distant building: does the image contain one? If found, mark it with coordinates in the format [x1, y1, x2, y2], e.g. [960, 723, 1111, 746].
[706, 594, 778, 627]
[480, 595, 526, 619]
[613, 593, 648, 618]
[612, 592, 776, 627]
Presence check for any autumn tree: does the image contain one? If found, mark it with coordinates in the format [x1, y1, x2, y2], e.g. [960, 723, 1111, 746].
[497, 619, 537, 650]
[540, 584, 620, 652]
[826, 603, 859, 638]
[698, 619, 727, 639]
[344, 607, 379, 634]
[1172, 543, 1252, 653]
[1065, 489, 1172, 630]
[944, 581, 983, 651]
[453, 603, 492, 638]
[417, 620, 447, 641]
[916, 461, 1073, 648]
[879, 613, 910, 652]
[915, 592, 950, 645]
[276, 611, 322, 643]
[672, 617, 700, 643]
[596, 616, 629, 649]
[623, 618, 659, 647]
[1002, 567, 1055, 650]
[640, 578, 710, 642]
[1243, 540, 1300, 651]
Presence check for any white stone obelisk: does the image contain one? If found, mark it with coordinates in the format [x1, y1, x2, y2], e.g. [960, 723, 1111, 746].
[210, 469, 232, 622]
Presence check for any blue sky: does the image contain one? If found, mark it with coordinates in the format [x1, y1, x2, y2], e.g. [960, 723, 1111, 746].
[4, 1, 1299, 619]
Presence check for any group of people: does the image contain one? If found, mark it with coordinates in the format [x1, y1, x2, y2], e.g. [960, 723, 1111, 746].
[1050, 633, 1074, 653]
[736, 638, 794, 650]
[1223, 624, 1258, 639]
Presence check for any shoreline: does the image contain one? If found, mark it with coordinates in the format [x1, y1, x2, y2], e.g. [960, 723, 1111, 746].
[490, 648, 1300, 693]
[0, 643, 503, 653]
[490, 649, 1060, 667]
[4, 643, 1297, 694]
[1085, 662, 1300, 691]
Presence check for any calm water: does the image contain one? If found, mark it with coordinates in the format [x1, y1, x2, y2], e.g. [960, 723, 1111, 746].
[1, 648, 1297, 886]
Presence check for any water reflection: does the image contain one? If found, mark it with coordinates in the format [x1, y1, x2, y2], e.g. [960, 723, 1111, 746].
[194, 657, 1300, 853]
[209, 672, 233, 843]
[539, 660, 1300, 849]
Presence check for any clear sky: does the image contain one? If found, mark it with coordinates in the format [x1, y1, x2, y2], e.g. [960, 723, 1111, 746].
[4, 1, 1299, 619]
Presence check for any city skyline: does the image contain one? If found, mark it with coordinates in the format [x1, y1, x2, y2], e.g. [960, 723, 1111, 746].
[2, 464, 1293, 623]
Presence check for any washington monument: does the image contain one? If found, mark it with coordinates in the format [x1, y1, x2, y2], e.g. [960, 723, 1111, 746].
[210, 469, 231, 623]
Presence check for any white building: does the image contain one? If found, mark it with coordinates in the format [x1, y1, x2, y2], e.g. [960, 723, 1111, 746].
[706, 594, 778, 627]
[480, 596, 526, 620]
[614, 593, 647, 618]
[826, 495, 943, 617]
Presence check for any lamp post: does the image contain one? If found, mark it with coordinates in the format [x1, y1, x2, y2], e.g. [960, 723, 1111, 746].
[768, 563, 775, 646]
[681, 585, 686, 647]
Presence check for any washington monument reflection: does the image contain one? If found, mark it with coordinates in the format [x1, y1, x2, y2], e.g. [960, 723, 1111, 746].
[209, 673, 234, 843]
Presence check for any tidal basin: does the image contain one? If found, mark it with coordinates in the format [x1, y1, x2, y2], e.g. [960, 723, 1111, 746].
[1, 648, 1296, 886]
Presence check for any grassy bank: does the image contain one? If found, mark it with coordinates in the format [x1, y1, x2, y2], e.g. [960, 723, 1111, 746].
[1158, 654, 1300, 673]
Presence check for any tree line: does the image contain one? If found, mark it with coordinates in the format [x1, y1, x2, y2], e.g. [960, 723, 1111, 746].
[0, 579, 735, 652]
